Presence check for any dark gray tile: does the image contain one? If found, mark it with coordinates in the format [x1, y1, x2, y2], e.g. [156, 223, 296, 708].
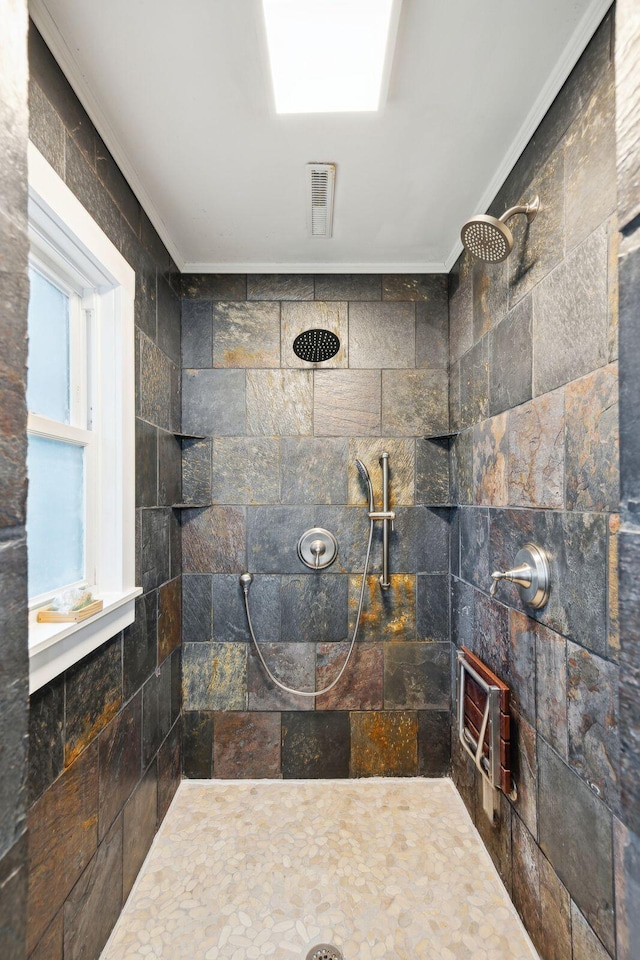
[489, 297, 533, 417]
[181, 438, 211, 505]
[533, 224, 609, 395]
[511, 811, 572, 960]
[27, 744, 98, 955]
[247, 274, 313, 300]
[181, 300, 212, 368]
[565, 363, 619, 512]
[140, 508, 171, 592]
[314, 370, 380, 436]
[135, 419, 157, 507]
[613, 818, 640, 960]
[213, 713, 281, 778]
[211, 437, 280, 504]
[281, 437, 348, 504]
[571, 902, 613, 960]
[475, 784, 513, 895]
[536, 623, 568, 757]
[98, 694, 142, 840]
[123, 591, 157, 700]
[65, 637, 122, 767]
[451, 429, 473, 505]
[63, 816, 122, 960]
[182, 575, 212, 643]
[137, 332, 172, 431]
[122, 763, 157, 900]
[158, 576, 181, 663]
[507, 391, 565, 509]
[459, 336, 488, 428]
[449, 255, 473, 364]
[0, 836, 27, 960]
[348, 438, 415, 507]
[121, 232, 156, 339]
[416, 574, 449, 641]
[314, 274, 381, 301]
[181, 274, 246, 300]
[449, 358, 461, 432]
[141, 657, 172, 767]
[349, 302, 415, 368]
[156, 274, 181, 365]
[510, 710, 538, 838]
[213, 573, 280, 643]
[415, 437, 450, 505]
[182, 505, 246, 574]
[183, 711, 214, 778]
[247, 506, 312, 574]
[508, 145, 565, 308]
[619, 246, 640, 524]
[157, 719, 181, 821]
[472, 590, 509, 681]
[182, 642, 247, 711]
[473, 413, 508, 506]
[65, 136, 122, 249]
[248, 642, 315, 710]
[384, 641, 450, 710]
[564, 62, 616, 253]
[417, 711, 451, 776]
[415, 280, 449, 369]
[28, 80, 64, 179]
[182, 369, 246, 436]
[247, 369, 313, 436]
[472, 258, 509, 341]
[95, 135, 140, 233]
[212, 301, 280, 367]
[382, 370, 448, 436]
[459, 506, 490, 589]
[282, 712, 350, 778]
[315, 642, 383, 711]
[281, 574, 348, 642]
[382, 274, 443, 302]
[281, 301, 348, 369]
[158, 430, 181, 507]
[393, 505, 450, 575]
[619, 530, 640, 831]
[451, 577, 474, 649]
[505, 610, 537, 726]
[567, 643, 619, 809]
[539, 739, 614, 954]
[28, 675, 64, 805]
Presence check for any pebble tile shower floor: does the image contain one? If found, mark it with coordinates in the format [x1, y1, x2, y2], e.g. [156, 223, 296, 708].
[101, 779, 538, 960]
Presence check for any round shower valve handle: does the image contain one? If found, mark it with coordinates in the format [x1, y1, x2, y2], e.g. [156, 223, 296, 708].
[297, 528, 338, 571]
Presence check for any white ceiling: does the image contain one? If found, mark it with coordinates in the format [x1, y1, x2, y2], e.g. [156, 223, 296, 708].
[31, 0, 611, 273]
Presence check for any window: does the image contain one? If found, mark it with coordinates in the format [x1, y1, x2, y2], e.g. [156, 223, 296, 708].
[27, 142, 140, 693]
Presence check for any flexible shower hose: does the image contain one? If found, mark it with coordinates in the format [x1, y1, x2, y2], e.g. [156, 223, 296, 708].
[242, 518, 375, 697]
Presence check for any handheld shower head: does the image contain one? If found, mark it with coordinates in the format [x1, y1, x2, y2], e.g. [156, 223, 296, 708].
[355, 458, 375, 512]
[460, 196, 540, 262]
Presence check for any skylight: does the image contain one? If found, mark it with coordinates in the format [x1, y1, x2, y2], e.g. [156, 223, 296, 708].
[262, 0, 401, 114]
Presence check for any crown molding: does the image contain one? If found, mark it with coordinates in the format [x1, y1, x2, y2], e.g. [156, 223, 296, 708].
[181, 261, 448, 274]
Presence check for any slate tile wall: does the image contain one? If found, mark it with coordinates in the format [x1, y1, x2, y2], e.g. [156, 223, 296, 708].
[0, 1, 30, 958]
[448, 12, 623, 960]
[180, 273, 452, 780]
[614, 2, 640, 958]
[25, 23, 182, 960]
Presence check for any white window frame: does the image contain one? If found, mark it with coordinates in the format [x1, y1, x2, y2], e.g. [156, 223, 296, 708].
[27, 143, 141, 693]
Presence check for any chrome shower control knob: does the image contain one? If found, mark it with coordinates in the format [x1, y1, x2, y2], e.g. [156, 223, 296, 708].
[297, 528, 338, 571]
[490, 542, 550, 609]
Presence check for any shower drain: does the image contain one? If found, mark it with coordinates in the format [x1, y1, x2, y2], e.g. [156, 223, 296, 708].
[305, 945, 344, 960]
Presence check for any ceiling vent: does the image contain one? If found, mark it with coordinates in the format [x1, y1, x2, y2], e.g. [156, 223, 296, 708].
[306, 163, 335, 238]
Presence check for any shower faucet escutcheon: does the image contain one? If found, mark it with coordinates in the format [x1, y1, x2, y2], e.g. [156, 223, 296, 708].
[490, 542, 550, 609]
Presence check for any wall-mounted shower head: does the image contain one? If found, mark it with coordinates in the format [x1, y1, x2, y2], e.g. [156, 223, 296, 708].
[460, 196, 540, 262]
[355, 458, 375, 512]
[293, 328, 340, 363]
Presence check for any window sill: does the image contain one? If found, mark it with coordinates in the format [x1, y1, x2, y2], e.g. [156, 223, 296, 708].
[28, 587, 142, 693]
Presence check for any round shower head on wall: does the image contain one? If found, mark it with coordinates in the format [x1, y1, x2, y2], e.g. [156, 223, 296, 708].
[293, 328, 340, 363]
[460, 196, 540, 262]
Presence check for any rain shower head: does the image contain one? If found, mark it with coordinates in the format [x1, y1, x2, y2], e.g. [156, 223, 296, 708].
[460, 196, 540, 262]
[355, 458, 375, 512]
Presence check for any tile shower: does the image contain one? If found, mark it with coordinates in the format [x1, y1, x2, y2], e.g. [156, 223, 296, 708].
[0, 3, 639, 960]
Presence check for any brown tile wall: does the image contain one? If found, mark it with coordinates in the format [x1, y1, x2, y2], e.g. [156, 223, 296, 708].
[180, 273, 453, 780]
[25, 22, 182, 960]
[0, 0, 30, 958]
[449, 11, 623, 960]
